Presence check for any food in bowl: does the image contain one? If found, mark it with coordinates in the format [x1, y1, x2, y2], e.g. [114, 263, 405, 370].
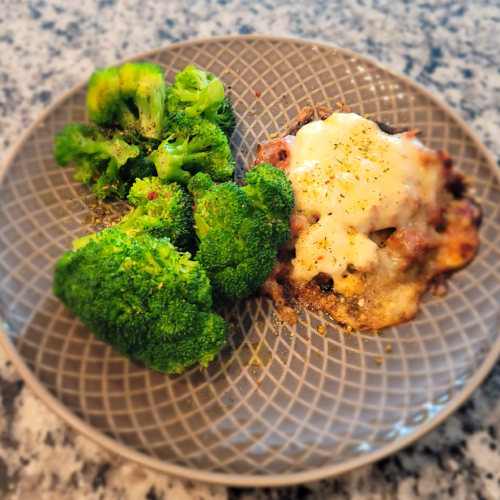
[257, 108, 481, 331]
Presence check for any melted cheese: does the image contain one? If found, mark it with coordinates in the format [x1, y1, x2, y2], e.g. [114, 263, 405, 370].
[287, 113, 445, 283]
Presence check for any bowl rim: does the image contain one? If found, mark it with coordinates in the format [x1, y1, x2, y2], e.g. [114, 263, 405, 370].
[1, 34, 499, 488]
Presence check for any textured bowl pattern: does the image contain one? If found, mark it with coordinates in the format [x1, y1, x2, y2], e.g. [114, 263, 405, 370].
[0, 37, 499, 484]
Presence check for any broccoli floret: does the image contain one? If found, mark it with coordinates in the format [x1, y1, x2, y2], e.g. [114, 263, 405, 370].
[91, 172, 128, 200]
[71, 201, 167, 251]
[166, 66, 236, 137]
[54, 228, 227, 374]
[188, 172, 215, 200]
[87, 62, 166, 140]
[127, 176, 170, 205]
[148, 113, 234, 185]
[241, 163, 295, 247]
[73, 156, 98, 185]
[166, 65, 225, 119]
[116, 204, 167, 239]
[188, 168, 293, 306]
[74, 177, 196, 252]
[98, 129, 160, 193]
[126, 177, 196, 252]
[119, 63, 167, 140]
[86, 67, 137, 131]
[188, 178, 278, 307]
[53, 123, 140, 198]
[206, 98, 236, 137]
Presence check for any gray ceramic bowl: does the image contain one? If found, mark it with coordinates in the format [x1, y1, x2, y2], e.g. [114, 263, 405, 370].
[0, 36, 499, 487]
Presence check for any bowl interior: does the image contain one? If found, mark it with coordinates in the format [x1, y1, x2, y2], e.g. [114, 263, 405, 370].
[1, 37, 500, 479]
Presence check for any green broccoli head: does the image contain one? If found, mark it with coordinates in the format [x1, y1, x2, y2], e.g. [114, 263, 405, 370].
[148, 113, 234, 185]
[166, 65, 225, 119]
[115, 204, 166, 239]
[206, 97, 236, 137]
[54, 229, 227, 374]
[87, 67, 137, 131]
[126, 177, 196, 252]
[72, 156, 98, 185]
[87, 62, 167, 140]
[91, 172, 128, 200]
[242, 163, 295, 247]
[119, 62, 167, 140]
[188, 172, 215, 200]
[53, 123, 140, 198]
[189, 181, 278, 307]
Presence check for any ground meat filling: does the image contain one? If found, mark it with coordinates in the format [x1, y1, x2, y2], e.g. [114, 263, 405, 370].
[254, 137, 295, 171]
[253, 106, 315, 171]
[256, 109, 481, 330]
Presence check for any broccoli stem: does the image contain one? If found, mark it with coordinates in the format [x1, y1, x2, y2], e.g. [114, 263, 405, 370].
[133, 94, 151, 138]
[116, 100, 137, 130]
[151, 142, 211, 184]
[151, 143, 192, 184]
[186, 136, 212, 154]
[144, 252, 162, 276]
[149, 90, 166, 140]
[183, 152, 211, 167]
[118, 205, 147, 237]
[175, 89, 196, 101]
[185, 79, 225, 117]
[73, 233, 98, 250]
[106, 159, 119, 180]
[86, 138, 139, 168]
[206, 79, 225, 106]
[133, 93, 164, 141]
[193, 212, 211, 240]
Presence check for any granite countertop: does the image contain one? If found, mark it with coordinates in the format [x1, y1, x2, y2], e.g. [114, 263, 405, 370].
[1, 0, 500, 498]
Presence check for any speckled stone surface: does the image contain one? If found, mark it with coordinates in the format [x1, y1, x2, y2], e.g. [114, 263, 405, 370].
[1, 0, 500, 498]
